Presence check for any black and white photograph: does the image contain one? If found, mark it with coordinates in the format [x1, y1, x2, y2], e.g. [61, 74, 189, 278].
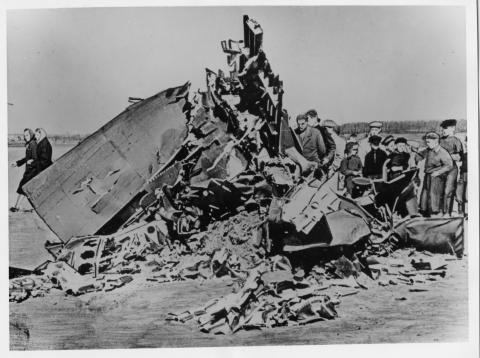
[4, 1, 479, 356]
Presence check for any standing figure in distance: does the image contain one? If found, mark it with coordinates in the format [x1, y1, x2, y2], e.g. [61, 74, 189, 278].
[339, 142, 362, 196]
[35, 128, 53, 173]
[362, 135, 387, 180]
[358, 121, 383, 162]
[320, 118, 345, 171]
[455, 135, 467, 215]
[439, 119, 463, 217]
[415, 132, 453, 218]
[305, 109, 336, 172]
[10, 128, 38, 212]
[384, 137, 419, 217]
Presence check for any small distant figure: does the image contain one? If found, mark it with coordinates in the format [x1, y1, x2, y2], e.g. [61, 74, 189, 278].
[358, 121, 383, 161]
[439, 119, 463, 217]
[415, 132, 453, 217]
[10, 128, 38, 212]
[339, 142, 362, 196]
[362, 135, 387, 180]
[34, 128, 53, 172]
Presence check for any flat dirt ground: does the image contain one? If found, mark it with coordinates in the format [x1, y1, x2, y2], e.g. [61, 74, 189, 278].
[9, 211, 469, 350]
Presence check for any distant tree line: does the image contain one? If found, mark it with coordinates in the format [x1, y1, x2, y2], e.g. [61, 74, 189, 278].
[338, 119, 467, 136]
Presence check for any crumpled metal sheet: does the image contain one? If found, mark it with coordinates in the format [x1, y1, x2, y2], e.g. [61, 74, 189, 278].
[393, 216, 464, 257]
[23, 83, 192, 242]
[282, 209, 370, 252]
[48, 220, 169, 276]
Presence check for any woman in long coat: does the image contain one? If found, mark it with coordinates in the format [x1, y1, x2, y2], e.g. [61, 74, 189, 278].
[10, 128, 38, 212]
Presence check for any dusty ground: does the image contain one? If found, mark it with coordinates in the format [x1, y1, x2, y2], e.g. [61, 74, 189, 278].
[9, 211, 469, 350]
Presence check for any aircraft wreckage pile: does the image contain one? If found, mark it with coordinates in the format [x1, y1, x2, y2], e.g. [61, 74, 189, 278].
[10, 16, 465, 334]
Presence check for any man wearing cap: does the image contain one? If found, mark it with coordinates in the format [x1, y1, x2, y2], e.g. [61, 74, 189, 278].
[383, 137, 419, 217]
[294, 114, 329, 178]
[305, 110, 336, 171]
[439, 119, 464, 216]
[362, 135, 388, 180]
[358, 121, 383, 162]
[320, 118, 345, 170]
[415, 132, 453, 217]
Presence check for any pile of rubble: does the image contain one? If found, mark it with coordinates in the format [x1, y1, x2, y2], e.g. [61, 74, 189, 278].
[167, 257, 339, 333]
[167, 247, 458, 334]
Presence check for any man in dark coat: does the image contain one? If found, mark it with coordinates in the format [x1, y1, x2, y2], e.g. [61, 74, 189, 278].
[305, 109, 336, 170]
[439, 119, 463, 216]
[10, 128, 38, 212]
[35, 128, 53, 172]
[362, 135, 387, 179]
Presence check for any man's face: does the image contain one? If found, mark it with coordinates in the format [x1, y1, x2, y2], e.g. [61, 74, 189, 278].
[426, 138, 438, 149]
[23, 130, 31, 142]
[396, 143, 406, 152]
[370, 127, 381, 136]
[442, 126, 455, 137]
[297, 119, 308, 132]
[370, 143, 379, 150]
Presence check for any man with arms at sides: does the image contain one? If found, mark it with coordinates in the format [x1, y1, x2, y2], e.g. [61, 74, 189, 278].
[414, 132, 453, 218]
[339, 142, 362, 196]
[439, 119, 463, 217]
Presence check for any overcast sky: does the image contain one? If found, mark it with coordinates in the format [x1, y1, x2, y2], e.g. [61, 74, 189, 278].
[7, 6, 466, 134]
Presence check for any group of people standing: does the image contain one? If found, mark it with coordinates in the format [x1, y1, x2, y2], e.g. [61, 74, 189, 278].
[10, 128, 53, 212]
[293, 112, 467, 219]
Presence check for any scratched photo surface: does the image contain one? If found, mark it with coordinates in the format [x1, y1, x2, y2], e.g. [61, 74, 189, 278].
[8, 6, 468, 350]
